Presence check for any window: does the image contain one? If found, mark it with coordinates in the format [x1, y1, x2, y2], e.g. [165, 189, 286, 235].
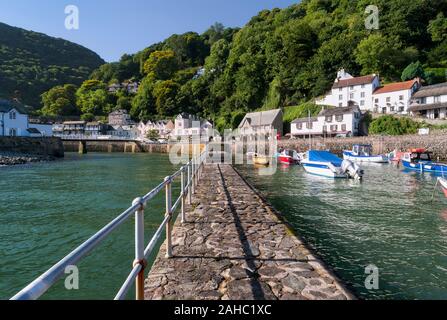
[339, 95, 343, 101]
[421, 97, 426, 104]
[350, 93, 354, 99]
[297, 123, 302, 130]
[330, 125, 338, 132]
[399, 106, 404, 112]
[390, 106, 395, 112]
[306, 122, 313, 129]
[434, 96, 441, 103]
[386, 97, 391, 102]
[9, 111, 16, 120]
[339, 103, 343, 107]
[354, 112, 360, 119]
[339, 88, 342, 92]
[375, 98, 379, 103]
[341, 124, 347, 131]
[350, 86, 354, 90]
[360, 100, 365, 106]
[361, 92, 365, 98]
[325, 115, 333, 122]
[323, 125, 327, 133]
[399, 95, 404, 101]
[336, 115, 344, 122]
[361, 84, 365, 89]
[9, 128, 17, 136]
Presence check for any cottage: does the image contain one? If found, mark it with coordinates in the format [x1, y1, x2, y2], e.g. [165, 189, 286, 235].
[316, 69, 380, 111]
[0, 99, 30, 137]
[238, 109, 283, 137]
[372, 79, 421, 114]
[108, 109, 134, 126]
[291, 106, 362, 138]
[174, 113, 213, 138]
[408, 82, 447, 119]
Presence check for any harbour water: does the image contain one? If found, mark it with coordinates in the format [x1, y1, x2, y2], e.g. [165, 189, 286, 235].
[1, 153, 447, 300]
[0, 153, 181, 300]
[237, 163, 447, 299]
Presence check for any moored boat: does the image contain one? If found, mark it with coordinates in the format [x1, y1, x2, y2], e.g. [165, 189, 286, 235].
[301, 150, 363, 179]
[401, 149, 447, 174]
[439, 177, 447, 198]
[253, 154, 270, 166]
[343, 144, 389, 163]
[278, 149, 300, 165]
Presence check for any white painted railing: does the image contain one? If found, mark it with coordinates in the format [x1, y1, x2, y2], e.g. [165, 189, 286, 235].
[11, 150, 207, 301]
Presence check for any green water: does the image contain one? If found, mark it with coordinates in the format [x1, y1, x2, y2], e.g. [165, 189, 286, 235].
[237, 163, 447, 300]
[0, 153, 181, 300]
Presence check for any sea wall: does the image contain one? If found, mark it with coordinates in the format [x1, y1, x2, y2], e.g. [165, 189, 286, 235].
[62, 140, 171, 153]
[279, 131, 447, 161]
[0, 136, 64, 158]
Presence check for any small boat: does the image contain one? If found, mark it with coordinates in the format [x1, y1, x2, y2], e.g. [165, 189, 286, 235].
[278, 149, 300, 165]
[301, 150, 363, 179]
[401, 149, 447, 174]
[253, 154, 270, 166]
[388, 150, 405, 163]
[439, 177, 447, 198]
[343, 144, 388, 163]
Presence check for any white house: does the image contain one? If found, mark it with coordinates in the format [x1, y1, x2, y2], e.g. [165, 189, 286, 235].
[408, 82, 447, 119]
[174, 113, 213, 138]
[291, 106, 362, 138]
[0, 99, 46, 137]
[316, 69, 380, 111]
[136, 120, 175, 140]
[238, 109, 284, 137]
[372, 79, 421, 114]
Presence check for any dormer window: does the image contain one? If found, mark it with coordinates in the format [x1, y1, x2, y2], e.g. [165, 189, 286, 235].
[9, 111, 16, 120]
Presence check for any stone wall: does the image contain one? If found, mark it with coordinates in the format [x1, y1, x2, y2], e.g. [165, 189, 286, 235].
[62, 140, 170, 154]
[279, 132, 447, 161]
[0, 137, 64, 158]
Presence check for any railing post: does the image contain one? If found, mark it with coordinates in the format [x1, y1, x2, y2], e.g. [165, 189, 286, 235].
[132, 197, 146, 301]
[187, 162, 192, 204]
[164, 177, 173, 258]
[181, 166, 186, 223]
[191, 158, 195, 195]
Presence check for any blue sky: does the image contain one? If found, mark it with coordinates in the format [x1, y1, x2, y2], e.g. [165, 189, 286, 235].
[0, 0, 299, 62]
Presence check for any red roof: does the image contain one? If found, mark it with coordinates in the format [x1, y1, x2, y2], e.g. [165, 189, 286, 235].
[373, 79, 418, 95]
[332, 75, 377, 89]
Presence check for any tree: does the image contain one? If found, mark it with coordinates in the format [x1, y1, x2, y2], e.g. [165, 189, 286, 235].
[146, 129, 160, 141]
[76, 80, 112, 116]
[143, 50, 178, 80]
[153, 80, 181, 116]
[131, 77, 156, 121]
[401, 61, 425, 81]
[368, 115, 420, 135]
[428, 13, 447, 42]
[41, 84, 79, 116]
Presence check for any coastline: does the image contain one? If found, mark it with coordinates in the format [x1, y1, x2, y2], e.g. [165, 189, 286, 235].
[0, 152, 55, 166]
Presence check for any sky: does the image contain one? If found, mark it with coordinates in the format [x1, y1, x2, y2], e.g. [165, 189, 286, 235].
[0, 0, 299, 62]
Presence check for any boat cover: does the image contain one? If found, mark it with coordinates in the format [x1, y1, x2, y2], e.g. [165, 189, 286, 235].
[308, 150, 343, 167]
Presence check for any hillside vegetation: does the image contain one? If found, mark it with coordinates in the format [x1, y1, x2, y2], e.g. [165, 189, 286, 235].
[40, 0, 447, 131]
[0, 22, 104, 107]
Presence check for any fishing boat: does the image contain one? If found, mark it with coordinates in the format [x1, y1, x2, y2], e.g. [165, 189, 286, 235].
[343, 144, 389, 163]
[401, 149, 447, 174]
[301, 150, 363, 179]
[439, 177, 447, 198]
[278, 149, 300, 165]
[253, 154, 270, 166]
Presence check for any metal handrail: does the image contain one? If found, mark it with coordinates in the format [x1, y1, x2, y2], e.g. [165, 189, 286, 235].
[11, 149, 207, 301]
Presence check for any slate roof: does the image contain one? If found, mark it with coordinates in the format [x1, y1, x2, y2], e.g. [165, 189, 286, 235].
[238, 109, 283, 128]
[0, 99, 28, 114]
[412, 82, 447, 98]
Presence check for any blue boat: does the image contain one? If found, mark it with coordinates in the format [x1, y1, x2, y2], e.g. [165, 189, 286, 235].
[401, 149, 447, 174]
[301, 150, 363, 179]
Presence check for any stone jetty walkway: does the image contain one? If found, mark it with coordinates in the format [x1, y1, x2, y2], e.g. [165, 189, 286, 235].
[144, 164, 354, 300]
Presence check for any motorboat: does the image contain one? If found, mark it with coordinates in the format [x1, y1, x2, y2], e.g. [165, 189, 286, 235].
[343, 144, 389, 163]
[278, 149, 300, 165]
[301, 150, 363, 180]
[439, 177, 447, 198]
[253, 154, 270, 166]
[401, 149, 447, 174]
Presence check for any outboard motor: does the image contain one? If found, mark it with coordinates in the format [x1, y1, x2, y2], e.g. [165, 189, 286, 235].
[341, 159, 363, 180]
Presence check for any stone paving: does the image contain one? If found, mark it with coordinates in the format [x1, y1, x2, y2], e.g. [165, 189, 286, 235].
[144, 164, 354, 300]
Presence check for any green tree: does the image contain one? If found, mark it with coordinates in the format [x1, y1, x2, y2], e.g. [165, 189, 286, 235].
[401, 61, 425, 81]
[41, 84, 79, 116]
[131, 77, 156, 121]
[76, 80, 112, 116]
[368, 115, 420, 135]
[428, 12, 447, 42]
[143, 50, 179, 80]
[153, 80, 181, 116]
[146, 129, 160, 141]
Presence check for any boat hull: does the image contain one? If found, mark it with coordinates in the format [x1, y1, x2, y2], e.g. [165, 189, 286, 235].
[253, 156, 270, 166]
[439, 178, 447, 198]
[279, 156, 299, 165]
[343, 151, 388, 163]
[402, 160, 447, 173]
[302, 162, 346, 178]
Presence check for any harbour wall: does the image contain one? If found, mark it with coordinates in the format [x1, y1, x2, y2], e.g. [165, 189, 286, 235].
[278, 132, 447, 161]
[62, 140, 170, 153]
[0, 137, 64, 158]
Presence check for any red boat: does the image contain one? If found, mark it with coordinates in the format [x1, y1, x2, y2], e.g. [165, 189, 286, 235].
[439, 178, 447, 198]
[278, 149, 300, 165]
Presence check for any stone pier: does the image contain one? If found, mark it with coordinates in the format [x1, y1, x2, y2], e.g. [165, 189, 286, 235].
[144, 164, 354, 300]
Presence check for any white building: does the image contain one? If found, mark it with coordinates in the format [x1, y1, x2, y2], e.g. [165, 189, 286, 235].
[316, 69, 380, 111]
[137, 120, 175, 140]
[238, 109, 284, 137]
[0, 99, 52, 137]
[408, 82, 447, 119]
[372, 79, 421, 114]
[291, 106, 362, 138]
[174, 113, 213, 138]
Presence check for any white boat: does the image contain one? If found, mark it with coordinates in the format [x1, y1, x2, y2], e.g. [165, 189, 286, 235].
[343, 144, 389, 163]
[301, 150, 363, 180]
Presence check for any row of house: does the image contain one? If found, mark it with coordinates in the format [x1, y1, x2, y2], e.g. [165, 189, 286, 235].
[108, 82, 139, 94]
